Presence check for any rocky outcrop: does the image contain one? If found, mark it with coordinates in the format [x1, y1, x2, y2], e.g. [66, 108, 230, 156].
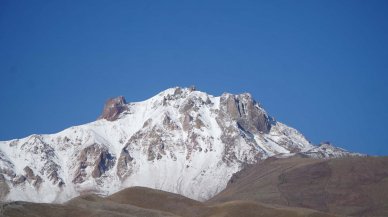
[23, 166, 43, 189]
[99, 96, 128, 121]
[299, 142, 363, 159]
[0, 174, 9, 200]
[11, 136, 63, 187]
[12, 175, 26, 185]
[72, 144, 115, 184]
[116, 148, 134, 180]
[220, 93, 271, 134]
[216, 93, 271, 165]
[0, 150, 15, 179]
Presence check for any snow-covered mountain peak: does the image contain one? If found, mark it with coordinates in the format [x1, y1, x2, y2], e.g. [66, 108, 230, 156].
[0, 87, 360, 203]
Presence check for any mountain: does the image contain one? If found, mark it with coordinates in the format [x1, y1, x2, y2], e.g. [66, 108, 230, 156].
[0, 87, 360, 203]
[0, 186, 340, 217]
[210, 156, 388, 217]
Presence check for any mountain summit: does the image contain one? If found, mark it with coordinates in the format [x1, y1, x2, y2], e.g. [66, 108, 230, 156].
[0, 87, 360, 203]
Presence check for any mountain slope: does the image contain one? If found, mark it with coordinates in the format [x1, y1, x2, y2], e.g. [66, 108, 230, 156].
[210, 156, 388, 217]
[0, 87, 359, 203]
[0, 186, 340, 217]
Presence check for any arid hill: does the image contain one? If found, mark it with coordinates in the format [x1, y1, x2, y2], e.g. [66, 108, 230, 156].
[1, 186, 338, 217]
[210, 156, 388, 217]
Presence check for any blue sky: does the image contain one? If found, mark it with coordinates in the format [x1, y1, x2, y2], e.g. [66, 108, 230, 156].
[0, 0, 387, 155]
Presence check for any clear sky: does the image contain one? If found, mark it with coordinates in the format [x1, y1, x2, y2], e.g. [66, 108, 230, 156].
[0, 0, 387, 155]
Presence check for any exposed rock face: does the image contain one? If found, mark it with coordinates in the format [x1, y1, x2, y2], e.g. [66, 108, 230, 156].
[300, 142, 359, 159]
[216, 93, 272, 165]
[0, 174, 9, 200]
[0, 135, 64, 194]
[0, 150, 15, 179]
[0, 87, 362, 203]
[72, 144, 115, 184]
[220, 93, 271, 133]
[99, 96, 128, 121]
[116, 149, 134, 180]
[23, 166, 43, 189]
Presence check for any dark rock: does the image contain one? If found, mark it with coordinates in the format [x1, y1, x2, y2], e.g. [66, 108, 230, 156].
[220, 93, 271, 133]
[47, 170, 62, 185]
[12, 175, 26, 185]
[0, 174, 9, 200]
[173, 87, 183, 95]
[182, 114, 193, 131]
[92, 151, 115, 178]
[0, 151, 15, 178]
[194, 117, 204, 129]
[116, 148, 134, 180]
[21, 166, 45, 189]
[147, 146, 156, 161]
[33, 175, 43, 189]
[142, 118, 152, 128]
[215, 93, 271, 165]
[23, 166, 35, 180]
[179, 99, 195, 114]
[0, 168, 15, 178]
[188, 85, 196, 91]
[170, 152, 177, 161]
[72, 144, 116, 184]
[162, 115, 179, 130]
[99, 96, 128, 121]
